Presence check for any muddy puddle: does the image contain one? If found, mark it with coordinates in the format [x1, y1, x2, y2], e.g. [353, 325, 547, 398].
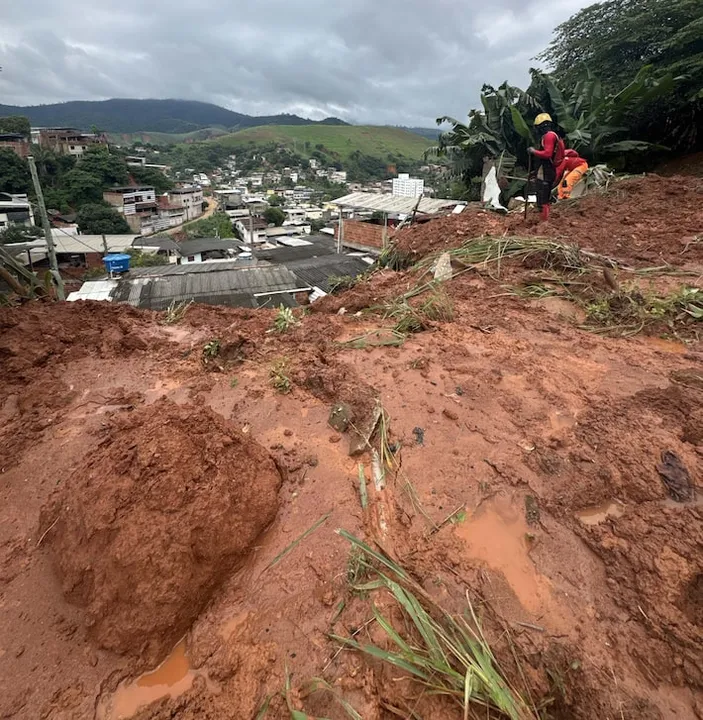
[455, 496, 567, 626]
[97, 641, 205, 720]
[576, 500, 625, 525]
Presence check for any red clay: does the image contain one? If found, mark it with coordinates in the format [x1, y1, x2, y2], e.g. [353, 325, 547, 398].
[1, 174, 702, 719]
[394, 174, 703, 268]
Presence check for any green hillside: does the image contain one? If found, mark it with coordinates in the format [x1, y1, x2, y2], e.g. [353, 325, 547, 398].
[213, 125, 433, 160]
[109, 127, 231, 145]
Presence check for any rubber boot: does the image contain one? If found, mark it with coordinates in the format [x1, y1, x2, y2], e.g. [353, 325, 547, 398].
[540, 204, 550, 222]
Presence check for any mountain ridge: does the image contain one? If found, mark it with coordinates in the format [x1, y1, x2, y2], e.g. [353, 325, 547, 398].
[0, 98, 439, 141]
[0, 98, 348, 135]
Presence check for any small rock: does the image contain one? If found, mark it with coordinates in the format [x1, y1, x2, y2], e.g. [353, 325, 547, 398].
[329, 403, 353, 432]
[15, 645, 25, 658]
[329, 435, 341, 444]
[283, 429, 293, 437]
[443, 408, 459, 422]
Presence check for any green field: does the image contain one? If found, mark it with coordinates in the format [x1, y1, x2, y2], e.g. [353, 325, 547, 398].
[212, 125, 433, 160]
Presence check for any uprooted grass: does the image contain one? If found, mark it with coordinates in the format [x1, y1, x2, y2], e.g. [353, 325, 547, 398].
[582, 284, 703, 338]
[381, 287, 455, 335]
[332, 531, 537, 720]
[415, 237, 587, 277]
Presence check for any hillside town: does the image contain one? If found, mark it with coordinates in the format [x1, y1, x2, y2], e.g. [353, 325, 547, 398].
[1, 121, 457, 309]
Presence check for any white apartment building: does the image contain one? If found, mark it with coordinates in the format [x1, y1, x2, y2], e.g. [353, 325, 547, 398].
[169, 186, 204, 222]
[392, 173, 424, 198]
[330, 170, 347, 183]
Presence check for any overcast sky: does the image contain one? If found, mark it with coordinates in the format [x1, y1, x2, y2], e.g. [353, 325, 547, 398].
[0, 0, 598, 126]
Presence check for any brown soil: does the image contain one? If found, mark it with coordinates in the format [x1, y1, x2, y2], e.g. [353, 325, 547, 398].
[394, 174, 703, 267]
[1, 173, 703, 720]
[40, 399, 281, 663]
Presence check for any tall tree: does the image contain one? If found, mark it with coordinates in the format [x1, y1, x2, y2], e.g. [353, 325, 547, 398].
[263, 207, 286, 226]
[62, 168, 104, 206]
[77, 146, 130, 186]
[76, 204, 132, 234]
[0, 149, 31, 194]
[538, 0, 703, 150]
[0, 115, 31, 137]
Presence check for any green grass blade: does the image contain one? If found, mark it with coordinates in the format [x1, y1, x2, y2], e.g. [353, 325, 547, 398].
[267, 512, 332, 570]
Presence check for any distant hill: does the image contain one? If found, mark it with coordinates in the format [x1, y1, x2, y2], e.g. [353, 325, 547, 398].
[214, 125, 433, 160]
[0, 98, 349, 134]
[400, 127, 442, 141]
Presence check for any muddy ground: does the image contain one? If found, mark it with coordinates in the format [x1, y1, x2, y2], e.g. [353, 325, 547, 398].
[0, 174, 702, 720]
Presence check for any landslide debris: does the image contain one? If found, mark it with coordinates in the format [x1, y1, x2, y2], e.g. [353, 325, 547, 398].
[40, 399, 282, 662]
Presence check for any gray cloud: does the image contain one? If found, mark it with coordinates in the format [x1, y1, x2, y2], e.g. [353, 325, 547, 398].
[0, 0, 597, 126]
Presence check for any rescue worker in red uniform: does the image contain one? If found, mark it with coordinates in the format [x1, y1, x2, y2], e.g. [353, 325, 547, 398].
[528, 113, 565, 221]
[557, 149, 589, 200]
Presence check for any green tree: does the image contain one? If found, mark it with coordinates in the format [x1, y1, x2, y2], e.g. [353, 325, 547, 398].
[263, 207, 285, 226]
[129, 165, 174, 195]
[126, 248, 166, 267]
[78, 147, 130, 186]
[0, 149, 31, 194]
[268, 193, 284, 206]
[0, 224, 44, 244]
[0, 116, 31, 137]
[76, 204, 132, 234]
[538, 0, 703, 150]
[63, 168, 104, 206]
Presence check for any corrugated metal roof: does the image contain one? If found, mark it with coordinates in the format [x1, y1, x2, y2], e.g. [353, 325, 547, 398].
[112, 263, 304, 311]
[332, 192, 458, 215]
[285, 255, 371, 294]
[66, 280, 119, 302]
[51, 232, 139, 254]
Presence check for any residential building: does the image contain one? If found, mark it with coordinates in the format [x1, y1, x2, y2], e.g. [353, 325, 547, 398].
[392, 173, 424, 198]
[330, 170, 348, 183]
[103, 186, 158, 233]
[242, 197, 270, 215]
[168, 186, 204, 222]
[309, 158, 319, 170]
[0, 133, 30, 159]
[37, 128, 106, 156]
[234, 216, 269, 244]
[139, 197, 186, 235]
[292, 187, 313, 202]
[0, 193, 34, 230]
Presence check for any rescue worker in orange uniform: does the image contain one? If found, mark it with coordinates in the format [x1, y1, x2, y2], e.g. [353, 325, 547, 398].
[528, 113, 565, 221]
[557, 149, 589, 200]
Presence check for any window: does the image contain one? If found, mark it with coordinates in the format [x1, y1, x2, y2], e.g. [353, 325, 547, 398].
[187, 256, 195, 262]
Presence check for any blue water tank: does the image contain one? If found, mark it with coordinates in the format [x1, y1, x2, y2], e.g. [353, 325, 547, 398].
[103, 253, 131, 274]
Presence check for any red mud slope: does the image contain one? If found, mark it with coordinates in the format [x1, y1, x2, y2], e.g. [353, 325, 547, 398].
[1, 174, 702, 720]
[395, 174, 703, 267]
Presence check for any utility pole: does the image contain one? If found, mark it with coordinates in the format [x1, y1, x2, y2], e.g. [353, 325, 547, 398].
[28, 155, 65, 300]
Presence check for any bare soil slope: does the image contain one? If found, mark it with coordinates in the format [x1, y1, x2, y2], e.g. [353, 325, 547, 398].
[1, 175, 702, 719]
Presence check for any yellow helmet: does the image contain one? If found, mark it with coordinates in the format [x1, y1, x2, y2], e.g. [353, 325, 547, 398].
[534, 113, 553, 126]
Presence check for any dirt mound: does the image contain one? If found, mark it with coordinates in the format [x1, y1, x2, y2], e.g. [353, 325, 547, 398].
[40, 399, 282, 662]
[393, 174, 703, 267]
[582, 504, 703, 688]
[0, 300, 157, 386]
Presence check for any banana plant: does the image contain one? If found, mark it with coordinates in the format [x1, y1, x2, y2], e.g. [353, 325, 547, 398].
[433, 64, 678, 198]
